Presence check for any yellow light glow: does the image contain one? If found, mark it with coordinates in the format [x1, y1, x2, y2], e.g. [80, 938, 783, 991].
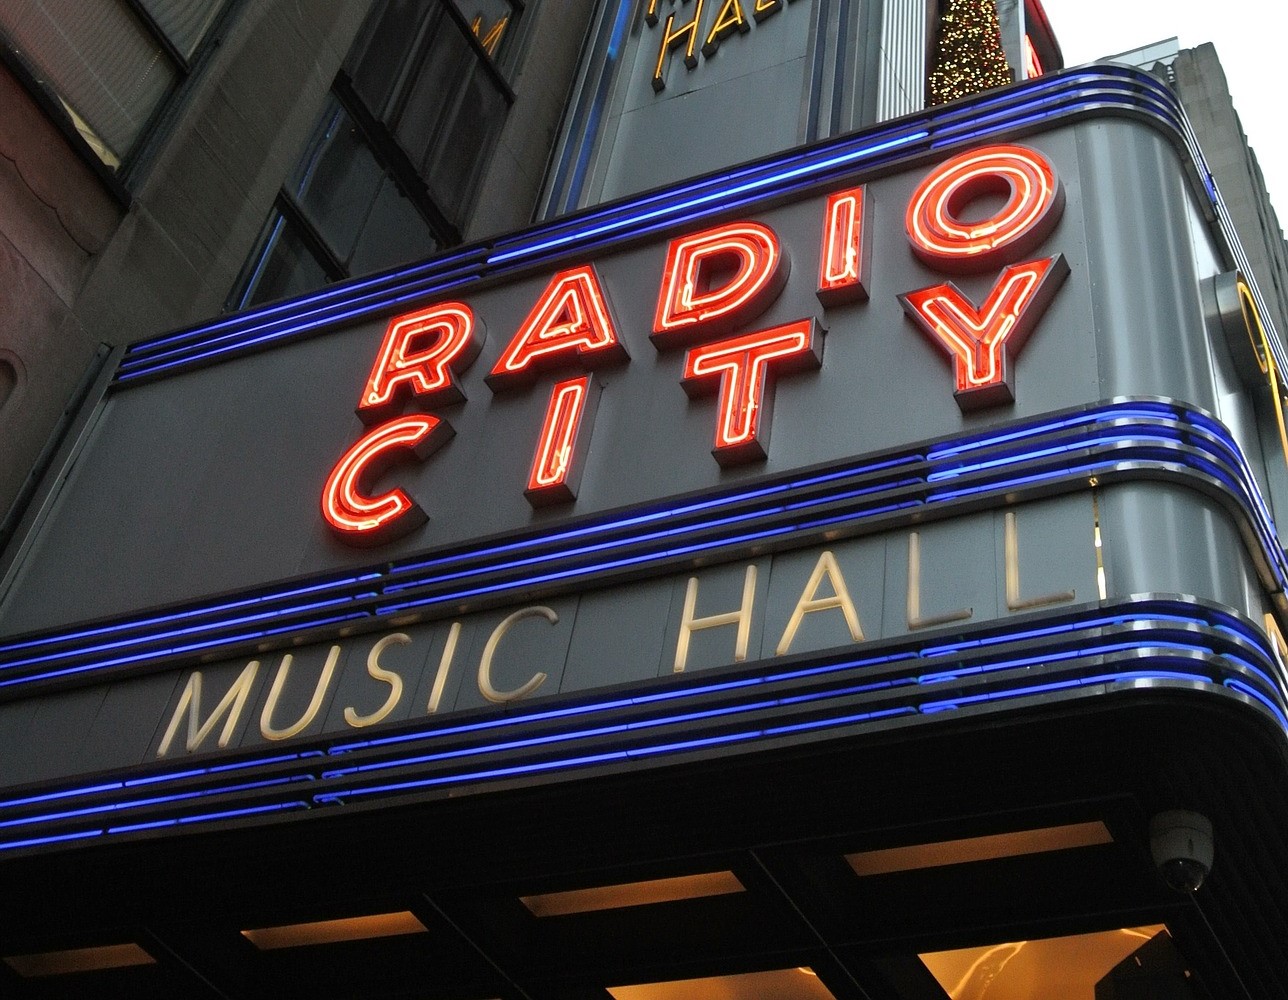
[846, 820, 1113, 876]
[609, 967, 837, 1000]
[521, 871, 744, 916]
[241, 911, 427, 950]
[5, 943, 155, 977]
[921, 925, 1168, 1000]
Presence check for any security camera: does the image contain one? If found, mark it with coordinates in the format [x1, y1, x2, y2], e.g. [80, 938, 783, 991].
[1149, 811, 1214, 892]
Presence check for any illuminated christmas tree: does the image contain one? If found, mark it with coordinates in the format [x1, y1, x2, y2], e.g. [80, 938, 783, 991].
[928, 0, 1013, 106]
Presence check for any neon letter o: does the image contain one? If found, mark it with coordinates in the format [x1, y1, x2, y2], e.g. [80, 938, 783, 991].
[906, 144, 1064, 272]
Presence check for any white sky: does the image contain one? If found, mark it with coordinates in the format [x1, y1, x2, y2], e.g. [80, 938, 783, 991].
[1038, 0, 1287, 227]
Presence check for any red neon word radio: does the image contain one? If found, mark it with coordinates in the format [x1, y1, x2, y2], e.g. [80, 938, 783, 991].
[323, 143, 1067, 544]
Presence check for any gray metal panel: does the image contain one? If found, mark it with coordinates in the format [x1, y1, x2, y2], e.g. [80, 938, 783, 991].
[760, 535, 887, 658]
[2, 687, 106, 785]
[657, 557, 772, 675]
[601, 56, 809, 201]
[600, 3, 815, 203]
[0, 697, 41, 787]
[404, 619, 481, 722]
[449, 597, 579, 713]
[0, 119, 1248, 638]
[546, 0, 821, 210]
[562, 577, 678, 692]
[1098, 482, 1262, 614]
[320, 633, 421, 734]
[78, 672, 186, 775]
[144, 658, 266, 760]
[1078, 123, 1218, 408]
[883, 513, 998, 637]
[988, 498, 1095, 616]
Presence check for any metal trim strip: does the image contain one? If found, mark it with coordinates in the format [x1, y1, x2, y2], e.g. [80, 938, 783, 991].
[1, 399, 1283, 696]
[0, 597, 1279, 854]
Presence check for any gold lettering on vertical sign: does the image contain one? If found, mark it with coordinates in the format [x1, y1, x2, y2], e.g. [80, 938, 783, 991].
[260, 647, 341, 741]
[1235, 278, 1288, 478]
[471, 14, 509, 57]
[1004, 511, 1075, 611]
[702, 0, 749, 56]
[674, 564, 758, 672]
[158, 661, 260, 757]
[428, 621, 463, 713]
[753, 0, 783, 22]
[776, 550, 864, 655]
[478, 607, 554, 703]
[906, 531, 972, 630]
[343, 632, 409, 729]
[653, 0, 706, 91]
[648, 0, 798, 86]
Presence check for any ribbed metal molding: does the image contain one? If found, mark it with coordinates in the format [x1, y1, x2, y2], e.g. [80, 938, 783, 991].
[0, 595, 1281, 857]
[3, 398, 1286, 695]
[876, 0, 928, 122]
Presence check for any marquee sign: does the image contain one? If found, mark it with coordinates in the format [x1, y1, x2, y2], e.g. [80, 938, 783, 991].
[1, 68, 1287, 851]
[322, 144, 1069, 545]
[152, 504, 1088, 761]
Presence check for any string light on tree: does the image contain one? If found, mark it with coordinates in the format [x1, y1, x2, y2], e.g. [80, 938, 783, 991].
[928, 0, 1014, 106]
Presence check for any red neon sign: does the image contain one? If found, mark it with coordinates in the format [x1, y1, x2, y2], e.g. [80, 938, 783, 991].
[526, 375, 597, 506]
[905, 144, 1063, 271]
[322, 415, 452, 543]
[653, 221, 789, 345]
[358, 302, 482, 419]
[899, 255, 1069, 408]
[682, 318, 823, 465]
[818, 186, 869, 304]
[322, 140, 1072, 545]
[488, 265, 627, 387]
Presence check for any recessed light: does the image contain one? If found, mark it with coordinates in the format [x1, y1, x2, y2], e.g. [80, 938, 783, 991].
[4, 943, 155, 977]
[521, 871, 745, 916]
[241, 911, 427, 949]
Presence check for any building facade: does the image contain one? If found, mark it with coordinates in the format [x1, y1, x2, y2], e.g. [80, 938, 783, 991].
[1, 3, 1287, 998]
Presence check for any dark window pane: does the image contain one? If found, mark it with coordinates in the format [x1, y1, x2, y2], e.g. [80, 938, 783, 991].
[288, 100, 384, 263]
[350, 173, 440, 271]
[387, 17, 507, 229]
[418, 61, 508, 227]
[233, 0, 520, 307]
[241, 213, 330, 307]
[345, 0, 437, 119]
[383, 11, 471, 167]
[349, 176, 442, 275]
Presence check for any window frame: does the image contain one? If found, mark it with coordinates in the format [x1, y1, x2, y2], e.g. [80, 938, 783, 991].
[0, 0, 239, 201]
[229, 0, 531, 311]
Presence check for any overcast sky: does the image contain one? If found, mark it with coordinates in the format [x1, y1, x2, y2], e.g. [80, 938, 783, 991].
[1037, 1, 1286, 222]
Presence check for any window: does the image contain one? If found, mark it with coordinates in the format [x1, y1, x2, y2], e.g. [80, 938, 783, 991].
[232, 97, 443, 308]
[231, 0, 521, 310]
[0, 0, 230, 171]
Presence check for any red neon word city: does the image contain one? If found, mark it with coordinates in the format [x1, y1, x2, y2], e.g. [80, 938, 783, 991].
[323, 143, 1068, 544]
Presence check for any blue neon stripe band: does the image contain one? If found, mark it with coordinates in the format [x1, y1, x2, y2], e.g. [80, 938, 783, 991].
[108, 67, 1229, 384]
[0, 601, 1281, 853]
[3, 401, 1287, 689]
